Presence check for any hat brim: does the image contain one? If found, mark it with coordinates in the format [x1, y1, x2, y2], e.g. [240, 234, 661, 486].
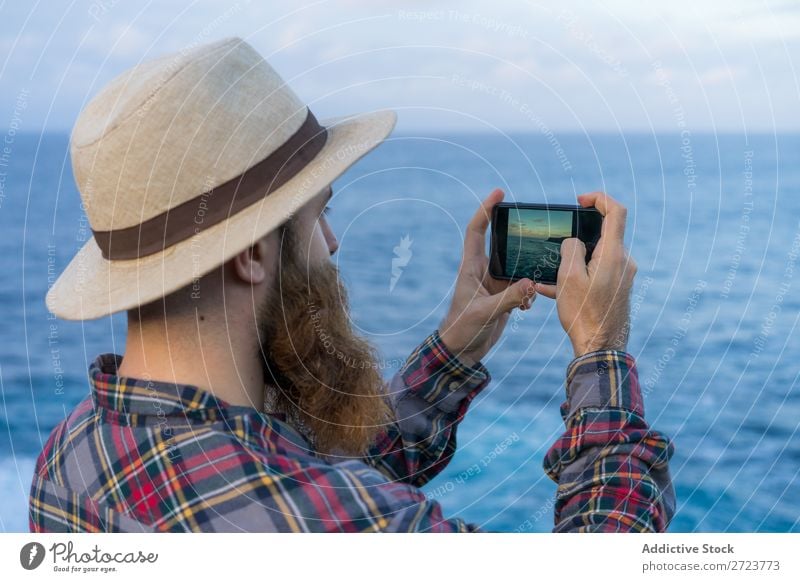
[46, 109, 397, 321]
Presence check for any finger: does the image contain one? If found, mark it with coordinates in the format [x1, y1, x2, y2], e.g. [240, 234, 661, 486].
[464, 188, 504, 258]
[577, 191, 627, 245]
[534, 282, 556, 299]
[484, 269, 514, 296]
[486, 277, 535, 315]
[558, 238, 588, 284]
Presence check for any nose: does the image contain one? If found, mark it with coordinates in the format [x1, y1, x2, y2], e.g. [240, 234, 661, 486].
[321, 218, 339, 256]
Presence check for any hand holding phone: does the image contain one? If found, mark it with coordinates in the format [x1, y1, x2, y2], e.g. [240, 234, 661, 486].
[534, 192, 637, 358]
[438, 189, 538, 367]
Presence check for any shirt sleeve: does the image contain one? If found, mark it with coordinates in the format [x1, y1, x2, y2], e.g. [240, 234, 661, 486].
[363, 329, 491, 487]
[542, 350, 676, 532]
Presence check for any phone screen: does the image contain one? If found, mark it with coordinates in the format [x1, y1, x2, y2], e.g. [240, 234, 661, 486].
[490, 203, 603, 284]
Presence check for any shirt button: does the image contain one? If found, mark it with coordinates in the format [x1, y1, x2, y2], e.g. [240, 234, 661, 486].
[449, 381, 460, 390]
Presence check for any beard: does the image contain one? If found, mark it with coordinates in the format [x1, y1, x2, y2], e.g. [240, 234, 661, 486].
[257, 221, 392, 458]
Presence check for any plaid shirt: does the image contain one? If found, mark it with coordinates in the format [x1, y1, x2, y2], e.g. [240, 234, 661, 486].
[29, 330, 675, 532]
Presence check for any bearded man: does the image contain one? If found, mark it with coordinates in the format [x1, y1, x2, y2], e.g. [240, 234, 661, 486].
[30, 38, 674, 532]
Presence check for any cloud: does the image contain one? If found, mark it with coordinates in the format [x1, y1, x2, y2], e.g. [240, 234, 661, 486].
[81, 23, 152, 59]
[0, 0, 796, 131]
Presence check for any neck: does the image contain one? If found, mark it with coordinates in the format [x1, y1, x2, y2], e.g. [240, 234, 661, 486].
[118, 310, 265, 410]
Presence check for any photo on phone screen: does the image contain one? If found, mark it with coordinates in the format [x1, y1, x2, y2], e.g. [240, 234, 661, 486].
[489, 203, 603, 284]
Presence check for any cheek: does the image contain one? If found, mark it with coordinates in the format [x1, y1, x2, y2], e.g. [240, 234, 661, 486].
[310, 222, 329, 262]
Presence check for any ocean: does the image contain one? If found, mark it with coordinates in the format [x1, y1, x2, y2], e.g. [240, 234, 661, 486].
[506, 237, 563, 282]
[1, 131, 798, 532]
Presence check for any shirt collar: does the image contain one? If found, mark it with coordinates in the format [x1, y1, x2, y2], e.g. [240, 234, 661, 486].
[88, 353, 289, 425]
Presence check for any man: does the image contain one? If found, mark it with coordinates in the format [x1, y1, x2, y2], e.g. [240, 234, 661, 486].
[31, 38, 675, 532]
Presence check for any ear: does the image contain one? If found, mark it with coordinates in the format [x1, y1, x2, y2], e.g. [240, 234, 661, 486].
[232, 237, 271, 285]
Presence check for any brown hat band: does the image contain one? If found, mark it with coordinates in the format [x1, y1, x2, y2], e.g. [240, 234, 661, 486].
[92, 108, 328, 261]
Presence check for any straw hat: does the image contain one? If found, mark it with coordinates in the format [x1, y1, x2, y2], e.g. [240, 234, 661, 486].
[47, 37, 396, 320]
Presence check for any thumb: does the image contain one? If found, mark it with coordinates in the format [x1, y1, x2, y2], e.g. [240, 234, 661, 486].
[486, 277, 535, 316]
[559, 238, 588, 283]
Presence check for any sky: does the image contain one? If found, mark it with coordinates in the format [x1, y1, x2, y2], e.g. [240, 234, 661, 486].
[0, 0, 798, 133]
[508, 208, 573, 239]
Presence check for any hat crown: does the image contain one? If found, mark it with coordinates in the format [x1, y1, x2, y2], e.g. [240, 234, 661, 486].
[71, 37, 308, 232]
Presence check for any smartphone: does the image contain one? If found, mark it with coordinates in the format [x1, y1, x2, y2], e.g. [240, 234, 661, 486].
[489, 203, 603, 284]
